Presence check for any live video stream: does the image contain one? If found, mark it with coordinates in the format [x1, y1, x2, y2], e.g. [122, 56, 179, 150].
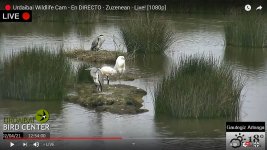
[0, 0, 266, 150]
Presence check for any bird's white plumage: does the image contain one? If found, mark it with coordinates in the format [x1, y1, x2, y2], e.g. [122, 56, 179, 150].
[99, 66, 117, 85]
[114, 56, 126, 74]
[86, 56, 126, 86]
[100, 66, 117, 76]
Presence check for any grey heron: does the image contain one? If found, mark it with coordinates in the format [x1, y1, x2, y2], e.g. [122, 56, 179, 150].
[85, 67, 104, 92]
[91, 35, 105, 51]
[99, 66, 117, 85]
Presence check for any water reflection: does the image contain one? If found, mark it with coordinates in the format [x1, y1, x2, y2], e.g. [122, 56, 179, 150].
[155, 117, 225, 138]
[224, 47, 267, 72]
[134, 54, 170, 75]
[0, 23, 73, 37]
[0, 22, 96, 56]
[0, 99, 62, 115]
[0, 22, 123, 59]
[60, 103, 103, 137]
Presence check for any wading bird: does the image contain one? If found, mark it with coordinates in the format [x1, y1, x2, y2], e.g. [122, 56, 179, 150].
[85, 67, 104, 92]
[114, 56, 126, 76]
[91, 35, 105, 51]
[99, 66, 117, 85]
[100, 56, 126, 85]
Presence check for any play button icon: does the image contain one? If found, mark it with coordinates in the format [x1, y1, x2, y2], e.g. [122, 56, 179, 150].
[10, 142, 14, 147]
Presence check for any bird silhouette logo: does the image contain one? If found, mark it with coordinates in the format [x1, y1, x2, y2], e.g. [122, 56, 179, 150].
[35, 109, 50, 123]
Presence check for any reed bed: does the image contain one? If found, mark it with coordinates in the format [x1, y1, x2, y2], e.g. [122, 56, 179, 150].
[154, 55, 243, 119]
[120, 14, 174, 55]
[224, 13, 265, 48]
[0, 47, 71, 101]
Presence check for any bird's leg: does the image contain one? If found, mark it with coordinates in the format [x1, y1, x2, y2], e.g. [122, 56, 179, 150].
[95, 84, 99, 92]
[99, 85, 102, 92]
[107, 76, 109, 85]
[119, 74, 122, 84]
[99, 80, 103, 92]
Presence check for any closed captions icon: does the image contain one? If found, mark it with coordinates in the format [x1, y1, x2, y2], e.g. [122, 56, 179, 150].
[245, 4, 251, 11]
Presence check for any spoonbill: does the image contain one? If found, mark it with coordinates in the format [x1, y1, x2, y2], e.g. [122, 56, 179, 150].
[114, 56, 126, 76]
[88, 56, 126, 86]
[99, 66, 117, 85]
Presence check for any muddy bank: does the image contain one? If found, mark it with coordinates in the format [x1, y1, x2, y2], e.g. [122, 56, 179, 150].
[64, 49, 126, 63]
[65, 83, 148, 114]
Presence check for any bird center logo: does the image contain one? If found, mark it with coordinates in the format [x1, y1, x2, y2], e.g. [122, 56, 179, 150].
[35, 109, 50, 123]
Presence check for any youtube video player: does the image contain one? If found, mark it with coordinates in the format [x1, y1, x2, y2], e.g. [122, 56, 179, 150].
[0, 0, 266, 150]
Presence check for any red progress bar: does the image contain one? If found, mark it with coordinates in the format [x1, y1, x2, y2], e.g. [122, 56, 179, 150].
[7, 137, 123, 141]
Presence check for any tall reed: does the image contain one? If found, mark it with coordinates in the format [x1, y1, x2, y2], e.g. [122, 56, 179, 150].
[0, 47, 71, 101]
[224, 13, 265, 48]
[154, 55, 243, 119]
[120, 14, 174, 55]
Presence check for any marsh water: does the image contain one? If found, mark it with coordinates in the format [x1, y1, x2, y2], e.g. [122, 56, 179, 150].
[1, 14, 267, 149]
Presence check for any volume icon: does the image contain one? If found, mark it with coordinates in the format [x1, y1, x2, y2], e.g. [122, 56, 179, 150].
[33, 142, 39, 147]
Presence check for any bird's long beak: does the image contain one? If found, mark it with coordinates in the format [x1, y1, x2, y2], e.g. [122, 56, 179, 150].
[85, 68, 91, 71]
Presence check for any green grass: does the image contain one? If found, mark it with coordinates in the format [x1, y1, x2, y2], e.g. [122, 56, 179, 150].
[154, 55, 243, 119]
[120, 14, 174, 55]
[76, 63, 93, 83]
[224, 13, 265, 48]
[0, 47, 71, 101]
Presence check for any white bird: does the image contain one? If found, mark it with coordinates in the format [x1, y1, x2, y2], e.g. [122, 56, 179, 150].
[85, 67, 104, 92]
[99, 66, 117, 85]
[87, 56, 125, 86]
[114, 56, 126, 75]
[99, 56, 126, 85]
[91, 35, 105, 51]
